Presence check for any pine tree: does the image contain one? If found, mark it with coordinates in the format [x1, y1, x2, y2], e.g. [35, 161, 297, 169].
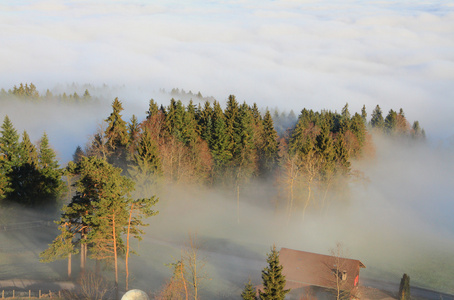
[210, 101, 231, 174]
[259, 110, 279, 176]
[335, 133, 351, 176]
[55, 156, 157, 296]
[398, 273, 410, 300]
[83, 89, 91, 101]
[182, 100, 199, 147]
[340, 103, 351, 131]
[259, 245, 290, 300]
[224, 94, 240, 157]
[370, 105, 384, 130]
[146, 98, 160, 119]
[197, 100, 213, 143]
[73, 145, 85, 163]
[40, 224, 78, 279]
[384, 109, 397, 134]
[349, 113, 366, 157]
[315, 121, 335, 181]
[128, 126, 162, 194]
[361, 105, 367, 124]
[241, 279, 257, 300]
[105, 97, 129, 167]
[20, 131, 38, 166]
[7, 131, 40, 206]
[127, 114, 141, 158]
[37, 132, 65, 207]
[165, 98, 186, 141]
[0, 115, 21, 171]
[0, 116, 22, 198]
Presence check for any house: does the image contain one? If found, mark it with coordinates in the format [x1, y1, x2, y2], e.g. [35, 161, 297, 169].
[279, 248, 365, 299]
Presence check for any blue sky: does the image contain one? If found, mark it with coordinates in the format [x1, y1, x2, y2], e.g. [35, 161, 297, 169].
[1, 0, 453, 143]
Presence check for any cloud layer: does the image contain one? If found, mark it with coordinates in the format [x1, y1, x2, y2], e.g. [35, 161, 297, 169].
[1, 0, 453, 141]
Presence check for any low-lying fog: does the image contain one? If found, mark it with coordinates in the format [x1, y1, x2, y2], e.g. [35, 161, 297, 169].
[1, 95, 453, 297]
[121, 133, 454, 297]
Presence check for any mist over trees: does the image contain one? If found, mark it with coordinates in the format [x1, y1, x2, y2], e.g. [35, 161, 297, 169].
[0, 83, 429, 298]
[0, 83, 427, 223]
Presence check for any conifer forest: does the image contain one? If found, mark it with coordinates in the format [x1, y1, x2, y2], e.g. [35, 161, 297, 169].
[2, 82, 448, 300]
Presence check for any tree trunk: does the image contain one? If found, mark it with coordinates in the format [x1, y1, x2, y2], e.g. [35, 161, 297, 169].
[125, 204, 134, 292]
[181, 262, 188, 300]
[236, 184, 240, 224]
[68, 253, 72, 279]
[113, 213, 119, 300]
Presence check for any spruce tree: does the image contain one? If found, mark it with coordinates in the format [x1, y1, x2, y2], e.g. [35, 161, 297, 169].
[127, 114, 141, 158]
[370, 105, 384, 130]
[335, 133, 351, 176]
[398, 273, 410, 300]
[361, 105, 367, 124]
[224, 94, 240, 157]
[340, 103, 351, 131]
[210, 101, 231, 174]
[259, 245, 290, 300]
[146, 98, 160, 119]
[384, 109, 397, 134]
[105, 97, 129, 167]
[241, 279, 257, 300]
[198, 100, 213, 143]
[20, 131, 38, 166]
[0, 116, 22, 198]
[315, 121, 335, 181]
[0, 115, 21, 171]
[7, 131, 40, 206]
[37, 132, 65, 207]
[259, 110, 279, 176]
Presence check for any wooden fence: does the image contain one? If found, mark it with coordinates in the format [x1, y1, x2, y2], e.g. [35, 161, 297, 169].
[1, 289, 62, 299]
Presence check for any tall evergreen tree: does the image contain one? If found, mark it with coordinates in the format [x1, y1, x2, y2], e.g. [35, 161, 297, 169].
[241, 279, 257, 300]
[129, 126, 162, 194]
[315, 122, 335, 181]
[49, 156, 158, 296]
[340, 103, 351, 131]
[335, 133, 351, 176]
[127, 114, 141, 158]
[37, 132, 65, 207]
[146, 98, 160, 119]
[370, 105, 384, 130]
[224, 95, 240, 157]
[361, 105, 367, 124]
[210, 101, 231, 174]
[258, 245, 290, 300]
[0, 115, 21, 171]
[398, 273, 410, 300]
[197, 101, 213, 143]
[384, 109, 397, 134]
[20, 131, 38, 166]
[105, 98, 129, 167]
[259, 110, 279, 176]
[0, 116, 21, 198]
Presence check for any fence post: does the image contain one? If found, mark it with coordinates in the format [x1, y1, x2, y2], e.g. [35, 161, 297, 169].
[12, 290, 14, 298]
[59, 290, 61, 298]
[39, 289, 41, 298]
[29, 289, 31, 299]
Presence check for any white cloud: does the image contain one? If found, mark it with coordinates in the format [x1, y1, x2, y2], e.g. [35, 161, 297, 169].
[0, 1, 453, 138]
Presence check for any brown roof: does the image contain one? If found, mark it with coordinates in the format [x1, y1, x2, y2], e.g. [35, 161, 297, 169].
[279, 248, 365, 291]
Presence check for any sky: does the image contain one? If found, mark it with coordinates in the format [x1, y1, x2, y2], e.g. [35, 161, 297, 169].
[1, 0, 453, 146]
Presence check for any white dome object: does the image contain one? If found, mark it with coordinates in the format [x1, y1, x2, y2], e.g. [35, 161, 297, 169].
[121, 289, 150, 300]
